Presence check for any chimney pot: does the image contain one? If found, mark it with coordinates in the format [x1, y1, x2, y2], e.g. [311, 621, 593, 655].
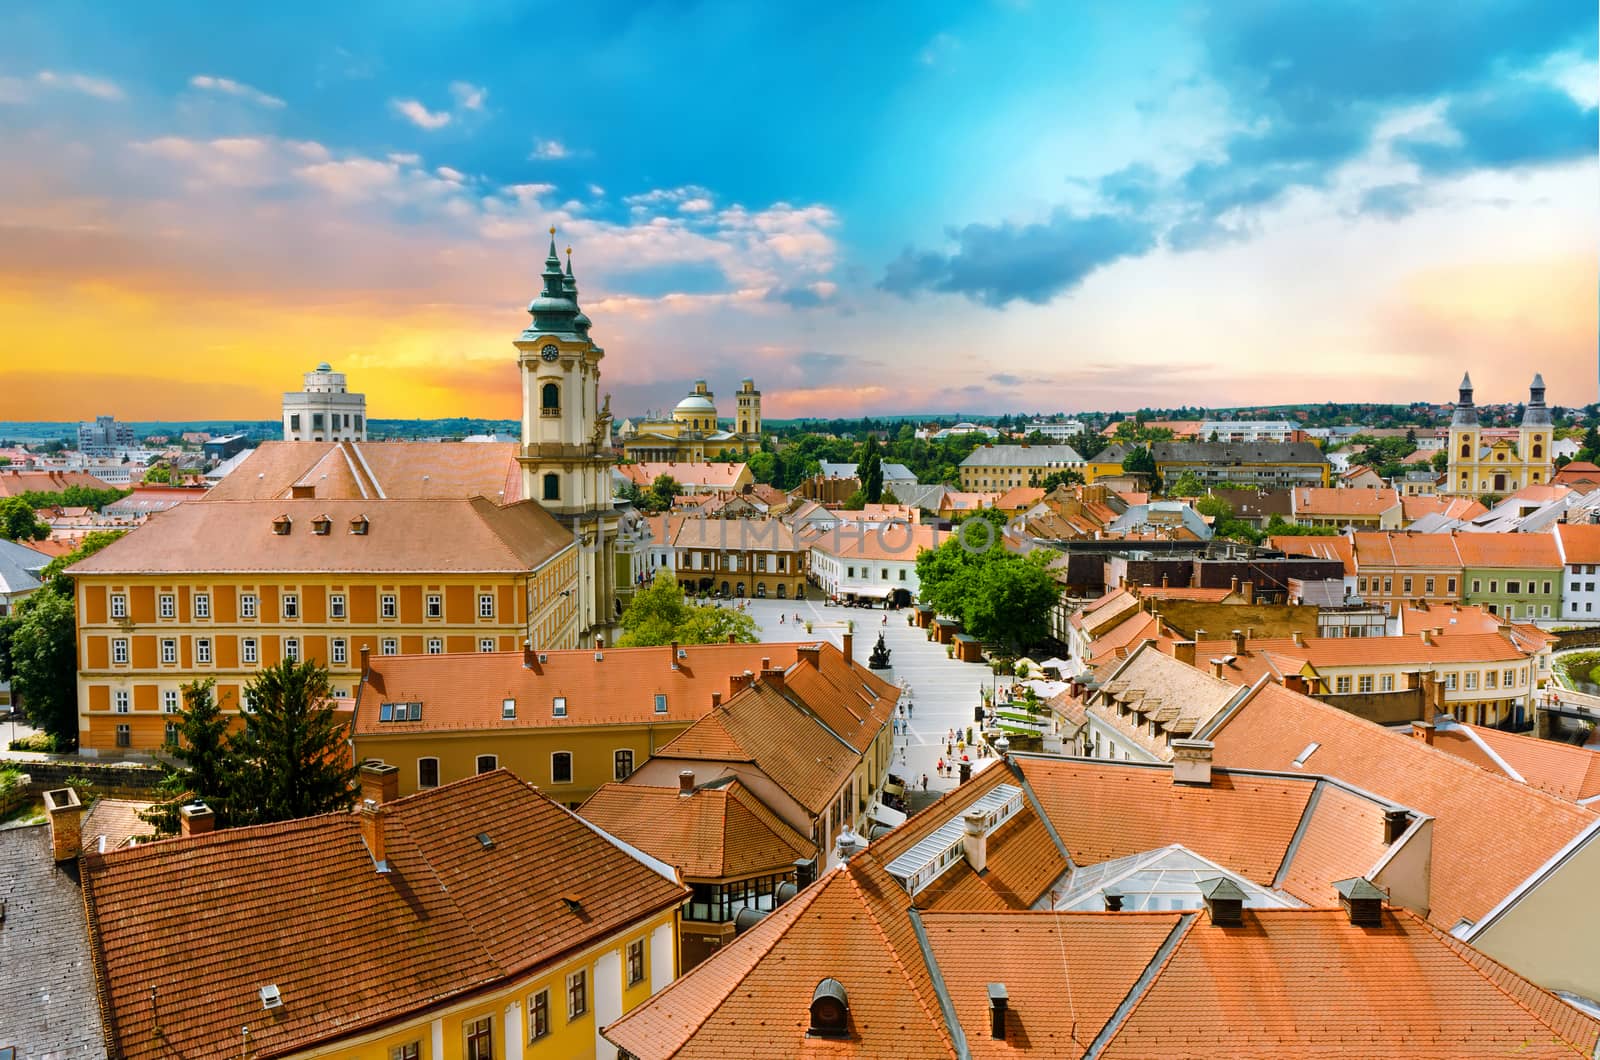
[1173, 640, 1197, 667]
[594, 635, 604, 650]
[44, 787, 86, 860]
[1410, 720, 1435, 746]
[987, 983, 1009, 1041]
[1291, 630, 1305, 647]
[178, 800, 215, 838]
[678, 770, 695, 796]
[359, 761, 399, 805]
[711, 691, 722, 708]
[1171, 738, 1214, 786]
[1209, 658, 1225, 680]
[962, 810, 988, 873]
[1230, 629, 1245, 654]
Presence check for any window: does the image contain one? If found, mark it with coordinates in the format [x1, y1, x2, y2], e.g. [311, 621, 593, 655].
[332, 638, 347, 665]
[1402, 577, 1412, 596]
[1464, 671, 1478, 690]
[1485, 670, 1497, 689]
[1334, 675, 1352, 694]
[541, 381, 561, 412]
[1382, 577, 1392, 594]
[476, 754, 497, 774]
[1504, 668, 1517, 687]
[552, 696, 567, 717]
[1544, 580, 1553, 595]
[278, 593, 297, 619]
[382, 638, 397, 655]
[240, 593, 258, 619]
[159, 594, 175, 619]
[1357, 674, 1373, 693]
[479, 638, 496, 653]
[329, 593, 346, 619]
[240, 691, 253, 713]
[1506, 580, 1521, 594]
[627, 939, 646, 986]
[1471, 580, 1481, 594]
[426, 593, 442, 619]
[381, 594, 397, 619]
[614, 749, 634, 780]
[1489, 580, 1498, 593]
[114, 690, 130, 713]
[116, 724, 130, 747]
[502, 697, 516, 719]
[163, 689, 179, 713]
[1444, 672, 1457, 691]
[418, 758, 439, 789]
[479, 593, 495, 618]
[543, 473, 560, 501]
[1447, 578, 1457, 594]
[1357, 577, 1367, 593]
[113, 638, 129, 664]
[165, 720, 177, 743]
[427, 638, 443, 655]
[552, 752, 573, 784]
[193, 593, 210, 619]
[110, 593, 127, 619]
[465, 1016, 494, 1060]
[390, 1045, 421, 1060]
[1379, 674, 1394, 692]
[654, 693, 667, 714]
[159, 638, 176, 664]
[567, 970, 587, 1020]
[1424, 577, 1435, 595]
[284, 638, 300, 662]
[899, 569, 907, 580]
[529, 989, 550, 1042]
[243, 638, 258, 664]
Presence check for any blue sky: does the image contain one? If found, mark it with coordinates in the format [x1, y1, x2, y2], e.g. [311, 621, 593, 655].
[0, 1, 1594, 420]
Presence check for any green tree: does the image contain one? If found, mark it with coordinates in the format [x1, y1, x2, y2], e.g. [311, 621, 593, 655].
[747, 451, 777, 484]
[914, 535, 1057, 654]
[617, 572, 759, 647]
[226, 660, 360, 827]
[858, 435, 883, 503]
[647, 474, 683, 512]
[1168, 471, 1205, 497]
[841, 489, 868, 510]
[1121, 445, 1157, 478]
[0, 591, 78, 747]
[145, 679, 235, 833]
[1194, 494, 1233, 519]
[1431, 451, 1449, 473]
[1263, 516, 1341, 537]
[1214, 518, 1264, 545]
[0, 497, 48, 541]
[1040, 469, 1085, 491]
[39, 530, 126, 594]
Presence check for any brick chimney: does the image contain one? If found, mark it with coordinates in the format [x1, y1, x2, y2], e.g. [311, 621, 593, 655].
[1230, 629, 1245, 654]
[1171, 739, 1214, 786]
[670, 641, 680, 669]
[678, 770, 696, 796]
[711, 691, 722, 709]
[359, 796, 389, 873]
[1173, 640, 1197, 667]
[729, 670, 754, 697]
[44, 787, 85, 862]
[761, 664, 786, 693]
[1410, 720, 1435, 746]
[360, 762, 399, 805]
[797, 644, 821, 668]
[961, 810, 988, 873]
[841, 631, 853, 664]
[1382, 808, 1413, 844]
[178, 801, 215, 838]
[1193, 628, 1207, 643]
[1241, 580, 1255, 605]
[1209, 658, 1225, 680]
[359, 643, 371, 678]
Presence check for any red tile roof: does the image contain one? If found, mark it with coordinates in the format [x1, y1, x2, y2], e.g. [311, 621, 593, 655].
[84, 770, 687, 1060]
[205, 440, 523, 502]
[1428, 721, 1600, 803]
[1451, 531, 1562, 569]
[1270, 534, 1356, 574]
[1556, 522, 1600, 566]
[580, 779, 813, 879]
[621, 462, 750, 490]
[1291, 486, 1399, 516]
[0, 469, 115, 497]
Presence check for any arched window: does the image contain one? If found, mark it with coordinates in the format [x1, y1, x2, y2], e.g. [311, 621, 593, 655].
[541, 382, 560, 413]
[543, 473, 560, 501]
[1460, 443, 1470, 458]
[1532, 444, 1543, 458]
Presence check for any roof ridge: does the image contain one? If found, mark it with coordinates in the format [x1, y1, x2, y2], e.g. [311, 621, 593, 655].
[845, 865, 962, 1060]
[1083, 911, 1196, 1058]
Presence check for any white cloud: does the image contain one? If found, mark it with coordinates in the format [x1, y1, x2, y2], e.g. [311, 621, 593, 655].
[0, 76, 29, 104]
[36, 70, 124, 101]
[131, 136, 280, 188]
[189, 75, 285, 109]
[530, 139, 570, 160]
[587, 183, 605, 197]
[436, 165, 466, 183]
[504, 182, 557, 203]
[392, 99, 452, 130]
[449, 81, 487, 110]
[679, 197, 714, 214]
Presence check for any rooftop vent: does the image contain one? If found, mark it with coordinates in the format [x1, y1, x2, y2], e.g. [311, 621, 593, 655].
[678, 770, 696, 796]
[1102, 887, 1125, 912]
[475, 832, 495, 850]
[311, 515, 331, 535]
[259, 984, 283, 1010]
[348, 515, 369, 535]
[987, 982, 1009, 1041]
[1334, 877, 1387, 926]
[1291, 742, 1320, 768]
[560, 893, 583, 913]
[1198, 876, 1245, 926]
[808, 978, 849, 1039]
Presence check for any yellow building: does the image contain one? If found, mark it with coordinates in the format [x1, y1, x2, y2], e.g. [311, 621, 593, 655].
[1152, 440, 1330, 488]
[83, 767, 689, 1060]
[1084, 441, 1134, 484]
[619, 379, 762, 462]
[69, 497, 578, 755]
[1445, 372, 1555, 497]
[957, 443, 1084, 490]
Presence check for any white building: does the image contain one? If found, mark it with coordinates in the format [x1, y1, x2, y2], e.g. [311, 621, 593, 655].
[1025, 421, 1086, 440]
[1555, 522, 1600, 623]
[283, 362, 367, 442]
[76, 415, 135, 456]
[1197, 420, 1300, 443]
[808, 523, 939, 606]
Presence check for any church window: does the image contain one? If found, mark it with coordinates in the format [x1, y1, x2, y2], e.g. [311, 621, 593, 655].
[1460, 444, 1470, 458]
[541, 382, 560, 414]
[543, 473, 560, 501]
[1532, 444, 1542, 458]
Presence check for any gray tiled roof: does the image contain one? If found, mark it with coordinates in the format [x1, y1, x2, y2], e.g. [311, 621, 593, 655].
[959, 444, 1084, 468]
[0, 825, 108, 1058]
[0, 537, 47, 597]
[1152, 441, 1328, 465]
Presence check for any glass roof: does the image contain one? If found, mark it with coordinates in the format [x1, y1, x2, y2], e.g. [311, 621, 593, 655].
[1046, 844, 1302, 913]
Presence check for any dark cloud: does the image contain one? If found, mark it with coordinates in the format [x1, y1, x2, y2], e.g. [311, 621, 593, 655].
[1397, 83, 1598, 175]
[990, 373, 1024, 387]
[879, 211, 1156, 307]
[1096, 163, 1163, 210]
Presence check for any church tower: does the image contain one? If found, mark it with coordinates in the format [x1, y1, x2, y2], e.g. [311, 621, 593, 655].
[1447, 372, 1479, 495]
[1520, 372, 1552, 485]
[736, 378, 762, 441]
[515, 230, 617, 640]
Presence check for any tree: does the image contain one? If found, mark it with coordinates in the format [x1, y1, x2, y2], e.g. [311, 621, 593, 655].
[1431, 451, 1449, 474]
[1121, 445, 1157, 478]
[1167, 471, 1205, 497]
[747, 451, 777, 484]
[1194, 494, 1233, 519]
[39, 530, 126, 594]
[841, 489, 868, 510]
[0, 591, 78, 747]
[1214, 518, 1264, 545]
[881, 487, 901, 505]
[1040, 469, 1084, 492]
[915, 536, 1057, 654]
[858, 435, 883, 504]
[226, 660, 361, 827]
[618, 572, 759, 647]
[145, 679, 235, 833]
[0, 497, 48, 541]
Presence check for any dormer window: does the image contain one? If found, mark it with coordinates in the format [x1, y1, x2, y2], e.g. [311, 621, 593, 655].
[312, 515, 332, 535]
[502, 698, 516, 719]
[808, 979, 850, 1039]
[272, 514, 292, 535]
[349, 515, 369, 535]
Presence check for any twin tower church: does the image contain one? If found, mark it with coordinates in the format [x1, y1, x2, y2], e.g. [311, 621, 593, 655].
[1445, 373, 1556, 497]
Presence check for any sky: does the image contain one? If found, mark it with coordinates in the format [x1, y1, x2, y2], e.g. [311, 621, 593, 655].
[0, 1, 1595, 423]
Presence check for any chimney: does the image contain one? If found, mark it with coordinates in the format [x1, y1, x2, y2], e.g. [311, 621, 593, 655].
[794, 857, 817, 889]
[761, 665, 786, 693]
[178, 800, 215, 838]
[678, 770, 695, 796]
[670, 641, 679, 669]
[760, 656, 770, 671]
[522, 641, 537, 670]
[842, 631, 853, 664]
[710, 691, 722, 709]
[727, 634, 736, 644]
[962, 810, 988, 873]
[1420, 629, 1434, 646]
[359, 643, 371, 677]
[1241, 579, 1255, 604]
[594, 635, 605, 651]
[1382, 808, 1413, 844]
[1230, 575, 1240, 595]
[1291, 630, 1305, 648]
[1209, 658, 1225, 680]
[1230, 629, 1245, 654]
[360, 761, 399, 805]
[987, 983, 1009, 1042]
[1173, 640, 1197, 667]
[1171, 738, 1214, 786]
[44, 787, 85, 861]
[359, 797, 388, 873]
[1333, 877, 1387, 926]
[1193, 628, 1206, 643]
[1199, 876, 1245, 926]
[798, 643, 821, 668]
[729, 670, 754, 697]
[1283, 674, 1309, 695]
[1102, 887, 1125, 912]
[1410, 720, 1435, 747]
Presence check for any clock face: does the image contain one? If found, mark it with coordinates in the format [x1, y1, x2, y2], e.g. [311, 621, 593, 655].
[541, 344, 560, 362]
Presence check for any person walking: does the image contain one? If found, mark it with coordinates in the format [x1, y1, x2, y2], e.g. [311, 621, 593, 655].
[921, 773, 929, 792]
[936, 757, 945, 778]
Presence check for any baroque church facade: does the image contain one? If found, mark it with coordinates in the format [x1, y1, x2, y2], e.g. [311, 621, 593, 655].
[616, 378, 763, 463]
[1445, 372, 1554, 497]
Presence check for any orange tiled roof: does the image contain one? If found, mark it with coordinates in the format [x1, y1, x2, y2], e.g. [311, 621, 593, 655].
[1428, 721, 1600, 803]
[353, 643, 809, 734]
[1205, 681, 1597, 928]
[1451, 531, 1562, 569]
[806, 522, 941, 563]
[1292, 486, 1399, 516]
[621, 462, 749, 490]
[1270, 534, 1356, 574]
[0, 469, 115, 497]
[579, 779, 813, 879]
[1351, 531, 1464, 569]
[204, 440, 523, 502]
[1187, 630, 1532, 669]
[84, 770, 687, 1060]
[79, 798, 155, 852]
[672, 516, 803, 552]
[993, 486, 1045, 510]
[1556, 522, 1600, 566]
[1401, 494, 1487, 522]
[67, 497, 571, 576]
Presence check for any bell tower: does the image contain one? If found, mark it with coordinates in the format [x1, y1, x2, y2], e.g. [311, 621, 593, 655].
[515, 228, 617, 640]
[1447, 372, 1479, 495]
[736, 378, 762, 440]
[1520, 372, 1552, 485]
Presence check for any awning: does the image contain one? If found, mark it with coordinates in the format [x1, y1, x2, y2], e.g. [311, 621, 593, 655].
[882, 781, 906, 797]
[869, 801, 907, 827]
[849, 586, 892, 599]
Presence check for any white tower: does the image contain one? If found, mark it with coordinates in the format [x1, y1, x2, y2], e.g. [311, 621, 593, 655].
[283, 363, 366, 442]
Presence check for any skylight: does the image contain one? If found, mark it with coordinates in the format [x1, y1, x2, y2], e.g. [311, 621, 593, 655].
[1292, 741, 1320, 768]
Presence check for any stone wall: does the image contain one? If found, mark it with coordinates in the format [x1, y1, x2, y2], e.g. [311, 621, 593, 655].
[9, 758, 165, 798]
